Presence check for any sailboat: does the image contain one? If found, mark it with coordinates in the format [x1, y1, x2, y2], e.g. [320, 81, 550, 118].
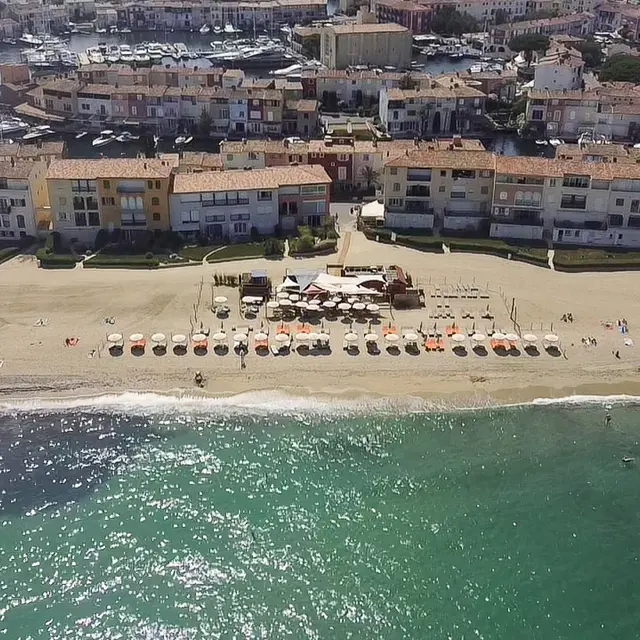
[200, 24, 211, 34]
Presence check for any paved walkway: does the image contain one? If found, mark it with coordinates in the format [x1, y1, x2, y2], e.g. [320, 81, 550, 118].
[335, 231, 352, 265]
[201, 246, 227, 265]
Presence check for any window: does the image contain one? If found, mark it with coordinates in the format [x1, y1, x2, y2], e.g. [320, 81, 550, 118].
[549, 179, 556, 187]
[227, 154, 233, 161]
[230, 213, 250, 221]
[152, 197, 160, 206]
[562, 175, 589, 188]
[88, 211, 100, 226]
[560, 194, 587, 209]
[338, 167, 347, 181]
[72, 180, 95, 193]
[628, 215, 640, 228]
[632, 200, 640, 213]
[440, 170, 446, 177]
[439, 185, 446, 193]
[181, 210, 200, 223]
[131, 106, 138, 116]
[257, 190, 272, 201]
[74, 211, 87, 226]
[608, 214, 623, 227]
[388, 198, 403, 207]
[531, 110, 543, 121]
[1, 215, 9, 228]
[337, 154, 349, 161]
[233, 222, 247, 234]
[147, 180, 153, 189]
[57, 212, 68, 221]
[153, 213, 161, 221]
[616, 198, 625, 207]
[10, 198, 25, 207]
[155, 180, 161, 190]
[389, 167, 397, 175]
[393, 182, 401, 192]
[481, 186, 489, 195]
[14, 213, 25, 229]
[450, 190, 466, 199]
[103, 180, 110, 189]
[452, 170, 476, 180]
[480, 170, 492, 178]
[101, 197, 115, 206]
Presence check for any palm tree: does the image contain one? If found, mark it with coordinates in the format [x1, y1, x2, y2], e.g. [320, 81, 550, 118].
[360, 165, 379, 191]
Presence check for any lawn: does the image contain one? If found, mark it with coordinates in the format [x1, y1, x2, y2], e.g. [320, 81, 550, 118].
[553, 248, 640, 269]
[178, 244, 223, 262]
[206, 243, 265, 263]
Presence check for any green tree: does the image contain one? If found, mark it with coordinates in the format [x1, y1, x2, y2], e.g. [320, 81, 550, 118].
[599, 55, 640, 83]
[431, 7, 480, 36]
[360, 165, 379, 190]
[573, 38, 604, 68]
[508, 34, 550, 66]
[198, 108, 212, 137]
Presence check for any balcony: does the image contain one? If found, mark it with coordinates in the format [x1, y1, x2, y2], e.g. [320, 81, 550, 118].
[554, 219, 606, 231]
[492, 214, 543, 227]
[0, 204, 11, 214]
[117, 184, 145, 194]
[406, 186, 430, 198]
[444, 207, 487, 218]
[406, 170, 432, 182]
[120, 213, 147, 227]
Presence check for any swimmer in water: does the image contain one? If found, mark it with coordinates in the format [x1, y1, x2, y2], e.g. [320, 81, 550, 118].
[605, 411, 612, 426]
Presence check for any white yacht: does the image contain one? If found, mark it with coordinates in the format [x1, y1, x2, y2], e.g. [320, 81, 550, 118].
[19, 33, 43, 47]
[116, 131, 140, 143]
[0, 118, 28, 134]
[92, 130, 115, 147]
[22, 125, 53, 141]
[200, 24, 211, 34]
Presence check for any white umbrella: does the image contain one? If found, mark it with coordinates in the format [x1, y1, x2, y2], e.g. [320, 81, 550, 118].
[308, 332, 320, 342]
[296, 332, 310, 341]
[347, 297, 357, 304]
[384, 333, 399, 343]
[323, 301, 336, 309]
[367, 303, 380, 313]
[338, 302, 351, 311]
[492, 332, 506, 340]
[308, 299, 321, 306]
[317, 332, 330, 342]
[129, 333, 144, 342]
[277, 291, 289, 300]
[107, 332, 123, 343]
[344, 332, 358, 342]
[505, 333, 519, 342]
[254, 332, 268, 341]
[212, 332, 227, 341]
[404, 332, 419, 342]
[234, 333, 248, 342]
[279, 299, 292, 307]
[289, 293, 300, 301]
[544, 333, 559, 343]
[275, 284, 284, 293]
[472, 333, 486, 342]
[523, 333, 538, 342]
[172, 333, 187, 344]
[151, 332, 166, 343]
[192, 333, 207, 342]
[353, 302, 366, 311]
[266, 300, 279, 309]
[451, 333, 466, 343]
[331, 296, 342, 303]
[295, 300, 308, 309]
[214, 296, 227, 304]
[365, 333, 379, 342]
[275, 333, 289, 343]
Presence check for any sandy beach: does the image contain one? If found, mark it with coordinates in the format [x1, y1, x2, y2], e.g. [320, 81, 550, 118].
[2, 226, 640, 408]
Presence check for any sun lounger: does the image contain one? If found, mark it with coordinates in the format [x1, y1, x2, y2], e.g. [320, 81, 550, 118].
[382, 325, 397, 336]
[436, 338, 445, 351]
[276, 322, 290, 335]
[425, 338, 437, 351]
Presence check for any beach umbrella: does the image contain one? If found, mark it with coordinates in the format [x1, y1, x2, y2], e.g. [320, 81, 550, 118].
[296, 332, 310, 341]
[317, 332, 330, 342]
[338, 302, 351, 311]
[289, 293, 300, 301]
[451, 333, 466, 343]
[192, 333, 207, 342]
[107, 332, 123, 343]
[544, 333, 559, 343]
[308, 332, 320, 342]
[331, 296, 342, 303]
[323, 300, 336, 309]
[523, 333, 538, 342]
[308, 299, 321, 306]
[212, 332, 227, 341]
[367, 303, 380, 313]
[234, 333, 248, 342]
[295, 300, 308, 309]
[384, 333, 399, 343]
[492, 332, 506, 340]
[129, 333, 144, 342]
[472, 333, 486, 342]
[344, 332, 358, 342]
[214, 296, 227, 304]
[365, 333, 379, 342]
[353, 302, 366, 311]
[266, 300, 279, 309]
[347, 297, 357, 304]
[151, 332, 166, 343]
[275, 333, 289, 343]
[254, 332, 268, 341]
[505, 333, 519, 342]
[172, 333, 187, 344]
[275, 284, 284, 293]
[279, 299, 292, 307]
[277, 291, 289, 300]
[404, 332, 419, 342]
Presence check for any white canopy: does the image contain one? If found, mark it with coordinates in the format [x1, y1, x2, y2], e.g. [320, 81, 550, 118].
[254, 332, 268, 341]
[172, 333, 187, 343]
[295, 300, 308, 309]
[403, 332, 419, 342]
[212, 332, 227, 341]
[192, 333, 207, 342]
[296, 332, 310, 341]
[266, 300, 280, 309]
[242, 295, 262, 304]
[308, 332, 320, 342]
[505, 333, 519, 342]
[279, 299, 292, 307]
[317, 332, 330, 342]
[107, 332, 123, 343]
[472, 333, 486, 342]
[365, 333, 379, 342]
[323, 301, 336, 309]
[451, 333, 466, 343]
[129, 333, 144, 342]
[367, 303, 380, 313]
[214, 296, 227, 304]
[544, 333, 559, 343]
[275, 333, 290, 343]
[492, 332, 506, 340]
[344, 332, 358, 342]
[353, 302, 366, 311]
[384, 333, 399, 343]
[151, 332, 166, 343]
[523, 333, 538, 342]
[338, 302, 351, 311]
[281, 276, 299, 290]
[234, 333, 248, 342]
[289, 293, 300, 301]
[277, 291, 290, 300]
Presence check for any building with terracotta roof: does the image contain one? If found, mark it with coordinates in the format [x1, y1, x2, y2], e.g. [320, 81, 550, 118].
[0, 141, 65, 166]
[320, 21, 412, 70]
[533, 44, 585, 92]
[169, 165, 331, 240]
[47, 157, 179, 243]
[0, 159, 49, 239]
[490, 12, 595, 46]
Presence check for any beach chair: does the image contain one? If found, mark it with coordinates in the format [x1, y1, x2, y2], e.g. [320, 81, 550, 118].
[436, 338, 445, 352]
[277, 322, 291, 335]
[425, 338, 437, 352]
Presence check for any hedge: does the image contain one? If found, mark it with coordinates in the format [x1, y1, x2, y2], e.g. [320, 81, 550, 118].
[0, 247, 19, 265]
[553, 248, 640, 272]
[36, 249, 79, 269]
[290, 239, 338, 256]
[362, 227, 444, 253]
[84, 255, 160, 269]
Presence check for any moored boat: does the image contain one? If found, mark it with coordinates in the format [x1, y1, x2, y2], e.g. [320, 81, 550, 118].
[22, 125, 53, 141]
[175, 135, 193, 146]
[92, 130, 115, 147]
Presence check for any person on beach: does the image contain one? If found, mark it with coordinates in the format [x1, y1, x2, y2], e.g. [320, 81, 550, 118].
[194, 371, 204, 388]
[605, 411, 611, 427]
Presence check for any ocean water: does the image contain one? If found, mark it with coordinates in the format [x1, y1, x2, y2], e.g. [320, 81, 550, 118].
[0, 394, 639, 639]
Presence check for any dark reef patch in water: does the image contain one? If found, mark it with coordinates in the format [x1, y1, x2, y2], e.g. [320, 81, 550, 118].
[0, 411, 163, 516]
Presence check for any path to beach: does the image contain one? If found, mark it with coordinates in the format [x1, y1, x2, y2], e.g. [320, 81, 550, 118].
[1, 230, 640, 405]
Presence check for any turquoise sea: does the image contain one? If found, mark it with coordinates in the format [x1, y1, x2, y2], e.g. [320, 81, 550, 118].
[0, 393, 639, 639]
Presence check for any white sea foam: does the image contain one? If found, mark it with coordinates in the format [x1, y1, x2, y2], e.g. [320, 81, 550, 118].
[0, 390, 639, 417]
